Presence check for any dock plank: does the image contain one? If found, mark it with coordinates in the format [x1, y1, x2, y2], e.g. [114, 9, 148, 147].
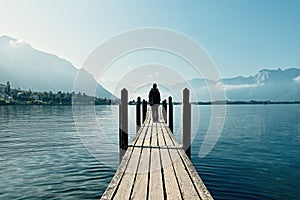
[130, 121, 152, 199]
[149, 123, 165, 200]
[161, 124, 200, 199]
[162, 125, 213, 200]
[101, 122, 148, 200]
[157, 123, 182, 200]
[113, 124, 148, 200]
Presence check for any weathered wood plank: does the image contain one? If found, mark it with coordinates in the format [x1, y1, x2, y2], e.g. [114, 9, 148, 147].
[149, 122, 165, 200]
[180, 150, 213, 200]
[162, 125, 213, 200]
[157, 123, 182, 200]
[100, 146, 134, 200]
[130, 121, 152, 199]
[161, 124, 200, 199]
[113, 122, 148, 200]
[101, 120, 149, 200]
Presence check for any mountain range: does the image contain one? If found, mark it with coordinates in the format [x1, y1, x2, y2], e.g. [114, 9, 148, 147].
[0, 35, 114, 98]
[171, 68, 300, 101]
[102, 67, 300, 102]
[1, 35, 299, 101]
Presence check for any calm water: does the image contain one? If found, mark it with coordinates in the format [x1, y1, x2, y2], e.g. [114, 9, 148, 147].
[0, 105, 299, 199]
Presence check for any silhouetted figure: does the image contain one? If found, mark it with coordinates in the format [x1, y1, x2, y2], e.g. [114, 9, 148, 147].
[148, 83, 161, 122]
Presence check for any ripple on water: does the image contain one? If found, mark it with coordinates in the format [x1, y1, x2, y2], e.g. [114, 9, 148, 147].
[1, 105, 299, 199]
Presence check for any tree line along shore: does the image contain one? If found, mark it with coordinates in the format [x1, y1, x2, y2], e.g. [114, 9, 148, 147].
[1, 82, 299, 106]
[0, 81, 118, 105]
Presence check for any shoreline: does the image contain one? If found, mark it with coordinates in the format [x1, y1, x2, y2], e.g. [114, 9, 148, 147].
[1, 100, 300, 106]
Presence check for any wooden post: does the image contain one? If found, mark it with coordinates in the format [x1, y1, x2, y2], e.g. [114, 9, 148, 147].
[119, 88, 128, 163]
[182, 88, 191, 159]
[142, 99, 147, 123]
[162, 99, 167, 123]
[168, 96, 173, 133]
[118, 104, 122, 163]
[136, 96, 141, 132]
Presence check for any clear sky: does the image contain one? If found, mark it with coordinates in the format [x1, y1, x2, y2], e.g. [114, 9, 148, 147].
[0, 0, 299, 78]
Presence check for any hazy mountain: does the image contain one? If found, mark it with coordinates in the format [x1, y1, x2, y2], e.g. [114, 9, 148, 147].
[0, 35, 114, 98]
[170, 68, 300, 101]
[222, 68, 300, 101]
[2, 35, 299, 101]
[102, 68, 300, 102]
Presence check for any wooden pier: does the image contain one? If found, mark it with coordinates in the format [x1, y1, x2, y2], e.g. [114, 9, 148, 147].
[101, 89, 213, 200]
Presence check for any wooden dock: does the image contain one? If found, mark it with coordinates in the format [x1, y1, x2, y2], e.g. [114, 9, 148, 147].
[101, 105, 213, 199]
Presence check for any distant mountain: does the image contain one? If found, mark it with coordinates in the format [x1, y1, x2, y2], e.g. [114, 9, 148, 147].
[169, 68, 300, 101]
[223, 68, 300, 85]
[2, 35, 299, 101]
[0, 35, 114, 98]
[222, 68, 300, 101]
[103, 68, 300, 102]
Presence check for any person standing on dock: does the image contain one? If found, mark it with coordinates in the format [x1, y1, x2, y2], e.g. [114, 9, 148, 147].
[148, 83, 161, 122]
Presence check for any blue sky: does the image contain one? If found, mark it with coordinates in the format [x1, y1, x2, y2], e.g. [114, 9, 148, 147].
[0, 0, 299, 78]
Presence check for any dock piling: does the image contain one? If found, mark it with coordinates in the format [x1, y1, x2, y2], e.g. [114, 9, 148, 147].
[142, 99, 147, 123]
[168, 96, 173, 133]
[182, 88, 191, 159]
[162, 99, 167, 123]
[119, 88, 128, 163]
[136, 97, 141, 132]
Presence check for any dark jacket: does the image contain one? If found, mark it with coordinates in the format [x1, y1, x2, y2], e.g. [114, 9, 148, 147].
[148, 88, 161, 106]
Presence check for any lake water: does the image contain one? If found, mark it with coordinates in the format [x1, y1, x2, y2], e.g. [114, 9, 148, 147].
[0, 105, 299, 199]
